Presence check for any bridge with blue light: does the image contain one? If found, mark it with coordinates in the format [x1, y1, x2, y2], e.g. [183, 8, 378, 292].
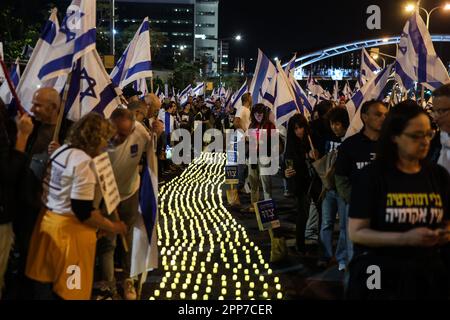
[283, 34, 450, 79]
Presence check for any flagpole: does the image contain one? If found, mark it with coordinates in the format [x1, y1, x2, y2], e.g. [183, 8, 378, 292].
[150, 77, 154, 93]
[0, 59, 26, 115]
[52, 71, 72, 142]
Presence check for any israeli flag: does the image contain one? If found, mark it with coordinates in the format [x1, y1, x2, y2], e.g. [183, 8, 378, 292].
[16, 9, 67, 112]
[132, 78, 148, 98]
[38, 0, 96, 81]
[307, 74, 329, 103]
[273, 61, 300, 127]
[0, 58, 20, 105]
[229, 81, 248, 110]
[289, 75, 313, 116]
[342, 81, 353, 100]
[64, 50, 122, 122]
[284, 55, 297, 76]
[345, 63, 393, 139]
[261, 73, 277, 109]
[249, 49, 277, 104]
[192, 82, 205, 97]
[395, 11, 450, 91]
[110, 17, 153, 89]
[131, 140, 159, 279]
[179, 84, 192, 104]
[360, 48, 380, 85]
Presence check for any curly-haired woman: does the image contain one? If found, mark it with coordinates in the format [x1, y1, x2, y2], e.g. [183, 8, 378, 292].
[25, 113, 127, 300]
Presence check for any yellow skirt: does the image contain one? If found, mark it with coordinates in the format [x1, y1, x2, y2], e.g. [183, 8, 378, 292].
[25, 210, 97, 300]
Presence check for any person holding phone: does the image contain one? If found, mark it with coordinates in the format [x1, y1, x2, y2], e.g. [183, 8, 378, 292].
[347, 101, 450, 299]
[284, 114, 319, 254]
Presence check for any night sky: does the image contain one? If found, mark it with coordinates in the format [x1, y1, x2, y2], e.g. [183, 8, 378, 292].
[219, 0, 450, 65]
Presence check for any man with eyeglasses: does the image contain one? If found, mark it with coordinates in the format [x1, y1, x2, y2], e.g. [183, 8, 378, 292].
[432, 84, 450, 174]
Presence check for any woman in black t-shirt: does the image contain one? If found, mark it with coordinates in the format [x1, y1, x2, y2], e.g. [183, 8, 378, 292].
[348, 101, 450, 299]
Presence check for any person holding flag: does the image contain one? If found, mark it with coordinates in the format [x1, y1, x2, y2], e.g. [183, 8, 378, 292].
[96, 108, 154, 300]
[26, 113, 127, 300]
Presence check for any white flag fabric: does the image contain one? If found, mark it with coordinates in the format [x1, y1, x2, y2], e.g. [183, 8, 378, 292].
[249, 49, 277, 104]
[179, 84, 192, 104]
[16, 9, 67, 112]
[273, 61, 300, 127]
[110, 17, 152, 89]
[132, 78, 148, 98]
[192, 82, 205, 97]
[360, 48, 380, 85]
[345, 64, 393, 139]
[395, 11, 450, 91]
[230, 81, 248, 111]
[38, 0, 96, 81]
[64, 50, 122, 121]
[342, 81, 353, 101]
[0, 58, 20, 105]
[130, 137, 159, 278]
[332, 80, 339, 102]
[307, 74, 329, 103]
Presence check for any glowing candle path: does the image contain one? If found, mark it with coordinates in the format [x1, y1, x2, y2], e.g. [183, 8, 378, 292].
[151, 152, 283, 300]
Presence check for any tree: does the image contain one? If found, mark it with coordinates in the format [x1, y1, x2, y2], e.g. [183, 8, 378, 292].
[172, 60, 201, 90]
[0, 5, 41, 62]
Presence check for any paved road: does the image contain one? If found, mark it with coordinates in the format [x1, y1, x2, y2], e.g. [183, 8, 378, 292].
[142, 152, 345, 300]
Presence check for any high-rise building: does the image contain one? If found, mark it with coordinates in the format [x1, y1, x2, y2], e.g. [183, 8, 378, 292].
[194, 0, 219, 74]
[115, 0, 219, 72]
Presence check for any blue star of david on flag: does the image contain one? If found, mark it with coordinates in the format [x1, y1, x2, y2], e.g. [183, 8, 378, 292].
[60, 10, 85, 43]
[80, 67, 96, 101]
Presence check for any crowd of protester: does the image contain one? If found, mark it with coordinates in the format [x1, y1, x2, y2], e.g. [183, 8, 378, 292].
[0, 81, 449, 300]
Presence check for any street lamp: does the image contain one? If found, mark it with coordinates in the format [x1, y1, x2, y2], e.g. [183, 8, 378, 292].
[404, 2, 450, 28]
[369, 49, 396, 68]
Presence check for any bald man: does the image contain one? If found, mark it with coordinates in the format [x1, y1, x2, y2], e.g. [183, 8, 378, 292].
[12, 87, 63, 299]
[28, 87, 61, 159]
[143, 93, 163, 138]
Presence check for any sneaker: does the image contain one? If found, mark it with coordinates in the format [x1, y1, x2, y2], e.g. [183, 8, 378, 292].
[123, 278, 137, 300]
[338, 263, 347, 271]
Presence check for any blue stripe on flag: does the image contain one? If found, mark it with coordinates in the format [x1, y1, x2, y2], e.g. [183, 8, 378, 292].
[74, 28, 96, 56]
[351, 91, 364, 110]
[165, 111, 170, 134]
[64, 59, 82, 115]
[408, 14, 428, 83]
[38, 54, 74, 79]
[41, 20, 57, 44]
[363, 51, 378, 72]
[139, 159, 157, 244]
[92, 83, 119, 115]
[111, 48, 128, 86]
[276, 101, 297, 119]
[139, 20, 150, 35]
[252, 55, 270, 103]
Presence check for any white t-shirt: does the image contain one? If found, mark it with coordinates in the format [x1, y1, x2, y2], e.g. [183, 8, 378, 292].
[235, 105, 251, 132]
[43, 145, 96, 215]
[235, 105, 251, 142]
[108, 121, 150, 201]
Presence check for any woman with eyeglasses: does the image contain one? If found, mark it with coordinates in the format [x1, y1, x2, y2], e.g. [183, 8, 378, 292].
[347, 101, 450, 299]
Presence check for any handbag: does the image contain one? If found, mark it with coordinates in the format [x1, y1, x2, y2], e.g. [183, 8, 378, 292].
[312, 149, 338, 191]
